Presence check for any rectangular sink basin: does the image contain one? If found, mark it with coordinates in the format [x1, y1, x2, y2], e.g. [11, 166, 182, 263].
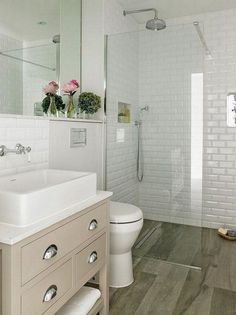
[0, 169, 97, 226]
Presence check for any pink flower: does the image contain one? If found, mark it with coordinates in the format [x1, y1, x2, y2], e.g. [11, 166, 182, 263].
[62, 80, 79, 95]
[43, 81, 59, 95]
[70, 80, 79, 88]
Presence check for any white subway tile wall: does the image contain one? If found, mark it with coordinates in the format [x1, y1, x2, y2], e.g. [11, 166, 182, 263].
[202, 8, 236, 229]
[106, 31, 139, 204]
[0, 117, 49, 177]
[106, 4, 236, 228]
[0, 38, 54, 177]
[105, 0, 139, 204]
[138, 25, 203, 226]
[0, 1, 235, 229]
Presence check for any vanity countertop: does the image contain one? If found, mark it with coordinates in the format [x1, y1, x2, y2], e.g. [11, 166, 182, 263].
[0, 190, 112, 245]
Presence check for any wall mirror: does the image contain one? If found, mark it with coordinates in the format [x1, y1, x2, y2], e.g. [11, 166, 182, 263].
[0, 0, 81, 116]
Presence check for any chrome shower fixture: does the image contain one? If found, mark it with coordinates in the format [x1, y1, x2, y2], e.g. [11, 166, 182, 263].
[140, 106, 149, 112]
[193, 21, 212, 59]
[135, 120, 142, 127]
[52, 34, 60, 44]
[123, 8, 166, 31]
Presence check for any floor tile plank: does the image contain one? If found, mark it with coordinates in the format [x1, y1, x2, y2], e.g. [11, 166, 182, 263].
[110, 220, 236, 315]
[109, 271, 156, 315]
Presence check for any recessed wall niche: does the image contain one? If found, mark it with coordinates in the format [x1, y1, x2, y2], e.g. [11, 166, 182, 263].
[118, 102, 131, 123]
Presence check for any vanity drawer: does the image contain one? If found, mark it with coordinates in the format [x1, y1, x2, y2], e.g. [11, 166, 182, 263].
[75, 234, 106, 285]
[21, 203, 107, 284]
[21, 259, 72, 315]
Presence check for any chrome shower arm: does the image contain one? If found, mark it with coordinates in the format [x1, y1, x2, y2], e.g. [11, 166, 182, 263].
[193, 21, 212, 58]
[123, 8, 158, 18]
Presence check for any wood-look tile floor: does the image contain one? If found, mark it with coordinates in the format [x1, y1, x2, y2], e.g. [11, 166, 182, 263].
[109, 220, 236, 315]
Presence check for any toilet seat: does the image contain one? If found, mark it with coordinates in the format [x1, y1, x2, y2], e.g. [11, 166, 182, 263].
[110, 201, 143, 224]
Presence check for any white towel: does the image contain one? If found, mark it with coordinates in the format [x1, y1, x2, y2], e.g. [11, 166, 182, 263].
[56, 286, 101, 315]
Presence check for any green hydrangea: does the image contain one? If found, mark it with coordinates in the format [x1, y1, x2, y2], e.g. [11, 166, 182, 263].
[78, 92, 101, 114]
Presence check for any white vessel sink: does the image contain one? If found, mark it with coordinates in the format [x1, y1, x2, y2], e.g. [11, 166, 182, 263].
[0, 169, 97, 226]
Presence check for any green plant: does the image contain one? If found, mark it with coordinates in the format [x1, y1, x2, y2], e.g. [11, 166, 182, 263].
[78, 92, 101, 114]
[42, 95, 65, 113]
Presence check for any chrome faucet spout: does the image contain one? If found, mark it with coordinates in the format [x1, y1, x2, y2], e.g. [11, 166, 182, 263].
[0, 145, 7, 157]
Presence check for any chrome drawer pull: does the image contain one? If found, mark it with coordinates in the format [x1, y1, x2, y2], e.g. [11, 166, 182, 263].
[88, 219, 98, 231]
[43, 245, 58, 260]
[88, 251, 98, 264]
[43, 285, 57, 302]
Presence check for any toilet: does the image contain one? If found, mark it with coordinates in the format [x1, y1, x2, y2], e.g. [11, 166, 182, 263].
[109, 201, 143, 288]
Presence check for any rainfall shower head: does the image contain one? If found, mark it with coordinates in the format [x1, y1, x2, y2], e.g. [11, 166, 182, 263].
[146, 16, 166, 31]
[52, 34, 60, 44]
[123, 8, 166, 31]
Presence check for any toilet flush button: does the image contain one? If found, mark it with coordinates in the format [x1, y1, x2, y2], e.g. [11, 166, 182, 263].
[70, 128, 87, 147]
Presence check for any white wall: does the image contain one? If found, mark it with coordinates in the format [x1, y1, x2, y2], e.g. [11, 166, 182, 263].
[202, 8, 236, 229]
[106, 31, 139, 204]
[0, 117, 104, 186]
[0, 116, 49, 177]
[0, 0, 104, 184]
[1, 1, 236, 230]
[105, 5, 236, 228]
[49, 120, 104, 189]
[104, 0, 140, 204]
[81, 0, 105, 120]
[60, 0, 81, 86]
[159, 8, 236, 228]
[138, 25, 203, 226]
[0, 0, 92, 180]
[104, 0, 138, 34]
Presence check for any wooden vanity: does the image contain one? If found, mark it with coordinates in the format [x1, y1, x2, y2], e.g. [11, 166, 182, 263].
[0, 196, 110, 315]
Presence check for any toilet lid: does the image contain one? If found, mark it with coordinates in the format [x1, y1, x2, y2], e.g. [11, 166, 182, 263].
[110, 201, 143, 224]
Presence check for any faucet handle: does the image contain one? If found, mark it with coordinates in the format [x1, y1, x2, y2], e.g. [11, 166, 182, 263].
[15, 144, 31, 154]
[15, 143, 25, 154]
[0, 145, 6, 157]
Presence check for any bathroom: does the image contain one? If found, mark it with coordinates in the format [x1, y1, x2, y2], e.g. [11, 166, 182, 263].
[0, 0, 236, 314]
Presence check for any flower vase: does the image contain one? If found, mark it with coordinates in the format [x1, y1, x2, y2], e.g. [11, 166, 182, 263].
[87, 113, 95, 119]
[65, 95, 75, 118]
[82, 112, 94, 119]
[77, 108, 83, 119]
[47, 96, 58, 117]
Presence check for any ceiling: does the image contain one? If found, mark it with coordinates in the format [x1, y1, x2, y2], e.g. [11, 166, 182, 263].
[117, 0, 236, 23]
[1, 0, 236, 41]
[0, 0, 60, 41]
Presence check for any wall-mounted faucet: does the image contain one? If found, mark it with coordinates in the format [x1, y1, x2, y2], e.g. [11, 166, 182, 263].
[0, 143, 31, 157]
